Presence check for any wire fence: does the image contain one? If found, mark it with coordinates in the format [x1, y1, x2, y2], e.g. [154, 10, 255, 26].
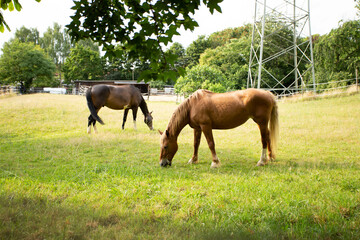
[266, 78, 359, 98]
[1, 78, 359, 99]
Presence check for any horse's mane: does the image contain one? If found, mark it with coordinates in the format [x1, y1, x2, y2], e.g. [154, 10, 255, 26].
[139, 95, 149, 115]
[167, 90, 206, 136]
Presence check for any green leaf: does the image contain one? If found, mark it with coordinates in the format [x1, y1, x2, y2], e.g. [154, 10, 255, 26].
[206, 0, 223, 14]
[138, 70, 153, 81]
[8, 1, 14, 11]
[0, 17, 10, 32]
[1, 2, 8, 10]
[13, 0, 22, 11]
[177, 67, 186, 77]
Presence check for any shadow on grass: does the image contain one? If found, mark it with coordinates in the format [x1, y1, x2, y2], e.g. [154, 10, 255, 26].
[1, 191, 358, 240]
[0, 193, 266, 240]
[1, 136, 360, 239]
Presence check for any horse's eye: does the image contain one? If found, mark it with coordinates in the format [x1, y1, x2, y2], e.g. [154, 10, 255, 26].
[164, 146, 168, 150]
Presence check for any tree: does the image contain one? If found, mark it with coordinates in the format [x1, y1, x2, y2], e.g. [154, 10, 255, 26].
[313, 20, 360, 88]
[0, 40, 56, 92]
[104, 45, 150, 81]
[77, 38, 99, 53]
[66, 0, 224, 82]
[163, 42, 187, 84]
[63, 44, 104, 83]
[174, 65, 229, 95]
[166, 42, 187, 70]
[40, 23, 73, 85]
[356, 0, 360, 15]
[14, 26, 40, 45]
[185, 35, 211, 68]
[208, 25, 251, 49]
[200, 38, 251, 89]
[0, 0, 41, 32]
[40, 23, 72, 66]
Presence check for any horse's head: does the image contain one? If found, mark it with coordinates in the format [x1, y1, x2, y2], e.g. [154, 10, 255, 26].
[158, 129, 178, 167]
[145, 111, 153, 130]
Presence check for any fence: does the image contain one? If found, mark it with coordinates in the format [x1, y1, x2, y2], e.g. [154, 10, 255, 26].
[1, 78, 359, 99]
[0, 86, 19, 95]
[269, 78, 359, 98]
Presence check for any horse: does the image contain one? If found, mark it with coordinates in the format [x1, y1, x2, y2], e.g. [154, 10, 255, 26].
[86, 84, 153, 133]
[158, 88, 279, 168]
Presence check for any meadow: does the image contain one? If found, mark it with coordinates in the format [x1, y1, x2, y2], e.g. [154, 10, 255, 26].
[0, 92, 360, 239]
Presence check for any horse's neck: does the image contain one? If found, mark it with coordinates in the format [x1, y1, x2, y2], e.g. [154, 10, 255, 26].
[167, 103, 190, 138]
[139, 97, 149, 115]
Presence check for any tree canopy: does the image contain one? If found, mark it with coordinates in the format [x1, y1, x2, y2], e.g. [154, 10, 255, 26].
[313, 20, 360, 88]
[66, 0, 224, 82]
[14, 26, 40, 45]
[175, 65, 229, 95]
[200, 37, 250, 89]
[0, 40, 56, 92]
[1, 1, 360, 94]
[63, 44, 104, 83]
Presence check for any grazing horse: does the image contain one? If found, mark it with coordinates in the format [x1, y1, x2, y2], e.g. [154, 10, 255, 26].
[159, 88, 279, 167]
[86, 84, 153, 133]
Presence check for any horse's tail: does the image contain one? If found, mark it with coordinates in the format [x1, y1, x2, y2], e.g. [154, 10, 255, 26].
[269, 100, 279, 158]
[86, 87, 105, 125]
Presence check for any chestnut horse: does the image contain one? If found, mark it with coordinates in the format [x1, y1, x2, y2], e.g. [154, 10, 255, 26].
[159, 88, 279, 167]
[86, 84, 153, 133]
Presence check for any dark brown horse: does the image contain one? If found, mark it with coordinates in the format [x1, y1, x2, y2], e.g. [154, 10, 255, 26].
[159, 88, 279, 167]
[86, 84, 153, 133]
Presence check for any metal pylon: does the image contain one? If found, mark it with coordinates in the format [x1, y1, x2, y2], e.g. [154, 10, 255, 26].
[247, 0, 316, 95]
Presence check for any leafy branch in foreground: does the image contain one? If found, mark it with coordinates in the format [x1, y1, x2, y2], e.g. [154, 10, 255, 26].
[0, 0, 41, 32]
[66, 0, 223, 82]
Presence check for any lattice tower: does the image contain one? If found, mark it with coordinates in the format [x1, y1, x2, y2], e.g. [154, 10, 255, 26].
[247, 0, 316, 95]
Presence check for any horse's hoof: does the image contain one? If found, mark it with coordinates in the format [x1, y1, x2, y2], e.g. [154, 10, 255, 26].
[256, 161, 266, 166]
[210, 161, 221, 168]
[187, 158, 198, 164]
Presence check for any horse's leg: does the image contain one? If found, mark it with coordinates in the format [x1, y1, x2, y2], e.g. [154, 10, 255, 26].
[87, 115, 93, 134]
[88, 115, 98, 134]
[188, 128, 202, 164]
[201, 124, 220, 168]
[132, 107, 138, 130]
[93, 108, 101, 133]
[256, 123, 270, 166]
[92, 119, 98, 134]
[122, 108, 129, 130]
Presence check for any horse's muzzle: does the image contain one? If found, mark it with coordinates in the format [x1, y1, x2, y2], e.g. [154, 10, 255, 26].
[160, 159, 171, 167]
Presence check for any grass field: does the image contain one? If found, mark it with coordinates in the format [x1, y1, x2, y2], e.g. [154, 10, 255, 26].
[1, 92, 360, 239]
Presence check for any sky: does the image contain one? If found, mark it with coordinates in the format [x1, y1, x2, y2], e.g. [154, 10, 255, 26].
[0, 0, 358, 50]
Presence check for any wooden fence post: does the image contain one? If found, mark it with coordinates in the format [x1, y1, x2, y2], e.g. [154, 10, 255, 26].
[356, 68, 359, 92]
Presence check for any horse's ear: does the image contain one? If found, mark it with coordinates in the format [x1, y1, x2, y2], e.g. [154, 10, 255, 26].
[150, 111, 153, 115]
[158, 130, 163, 135]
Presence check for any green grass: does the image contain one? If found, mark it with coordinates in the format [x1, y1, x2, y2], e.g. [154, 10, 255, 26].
[1, 93, 360, 239]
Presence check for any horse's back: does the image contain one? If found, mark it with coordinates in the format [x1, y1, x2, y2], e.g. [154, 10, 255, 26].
[189, 90, 246, 129]
[189, 89, 275, 129]
[240, 89, 276, 122]
[91, 85, 111, 108]
[107, 85, 142, 109]
[90, 84, 142, 110]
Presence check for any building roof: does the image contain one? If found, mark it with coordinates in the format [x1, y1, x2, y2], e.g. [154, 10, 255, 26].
[74, 80, 148, 85]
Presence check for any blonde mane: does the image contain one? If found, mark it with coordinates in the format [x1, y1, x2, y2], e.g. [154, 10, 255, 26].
[167, 90, 206, 136]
